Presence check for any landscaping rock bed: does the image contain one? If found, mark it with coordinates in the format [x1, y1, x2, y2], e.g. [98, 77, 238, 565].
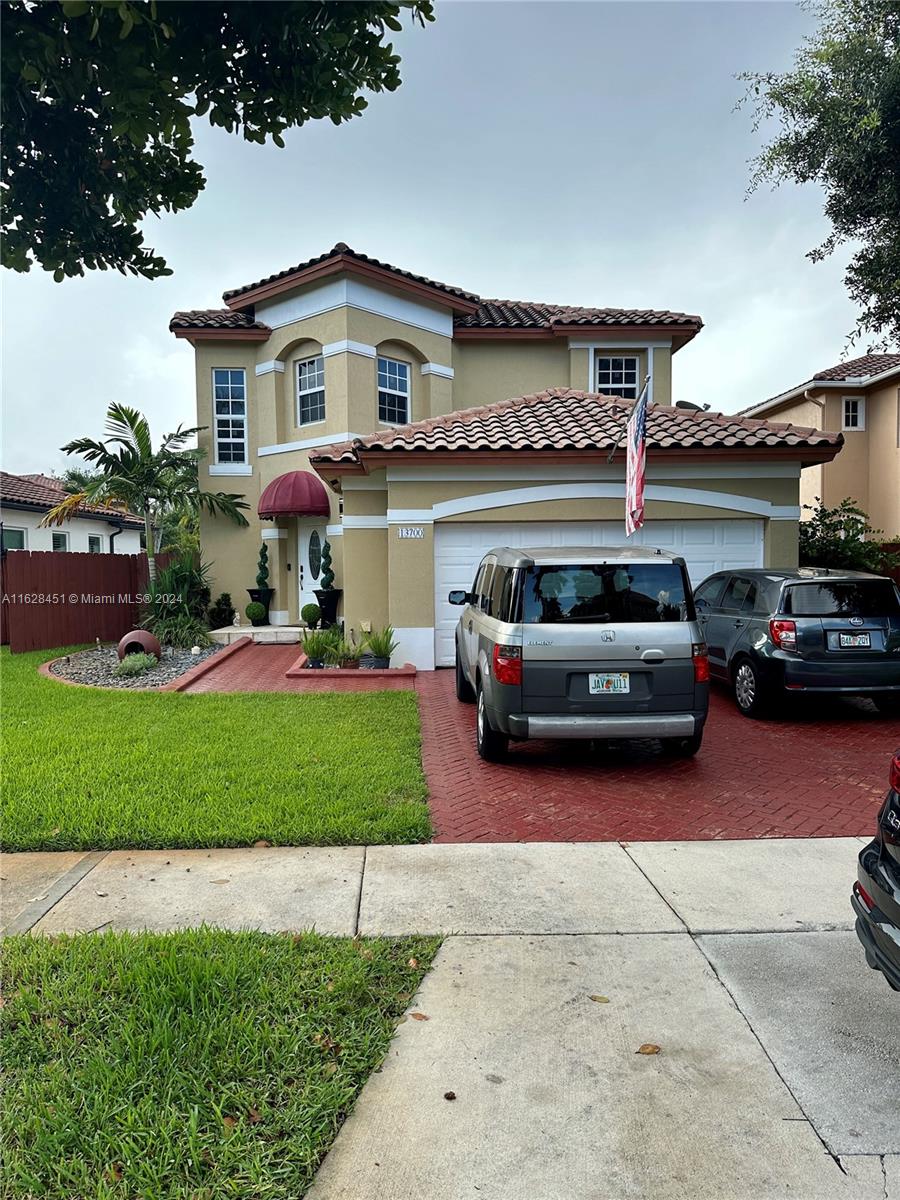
[49, 644, 224, 690]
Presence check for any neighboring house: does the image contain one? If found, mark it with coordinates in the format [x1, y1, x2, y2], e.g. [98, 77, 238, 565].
[742, 353, 900, 535]
[170, 242, 842, 668]
[0, 472, 143, 554]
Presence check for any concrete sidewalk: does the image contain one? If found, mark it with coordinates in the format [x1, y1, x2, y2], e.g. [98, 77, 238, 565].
[3, 838, 897, 1199]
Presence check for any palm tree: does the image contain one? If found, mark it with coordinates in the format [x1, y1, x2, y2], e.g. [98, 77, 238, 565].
[41, 403, 249, 581]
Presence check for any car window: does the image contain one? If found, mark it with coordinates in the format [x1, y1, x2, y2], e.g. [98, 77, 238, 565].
[486, 565, 508, 619]
[478, 560, 495, 613]
[720, 576, 756, 614]
[784, 581, 900, 617]
[501, 568, 521, 623]
[472, 561, 488, 603]
[694, 576, 725, 608]
[521, 562, 691, 625]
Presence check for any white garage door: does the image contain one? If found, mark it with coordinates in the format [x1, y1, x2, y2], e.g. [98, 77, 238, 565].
[433, 519, 764, 666]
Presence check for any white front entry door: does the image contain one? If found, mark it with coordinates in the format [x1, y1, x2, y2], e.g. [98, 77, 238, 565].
[432, 518, 765, 666]
[297, 524, 326, 613]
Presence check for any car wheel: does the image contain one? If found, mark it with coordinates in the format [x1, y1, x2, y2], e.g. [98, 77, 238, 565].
[872, 694, 900, 716]
[476, 682, 508, 762]
[663, 731, 703, 757]
[733, 658, 769, 719]
[455, 644, 475, 703]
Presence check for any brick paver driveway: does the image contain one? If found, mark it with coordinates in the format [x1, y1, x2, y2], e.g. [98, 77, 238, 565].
[417, 670, 896, 842]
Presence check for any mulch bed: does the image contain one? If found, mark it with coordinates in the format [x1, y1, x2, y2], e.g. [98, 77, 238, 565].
[48, 644, 225, 690]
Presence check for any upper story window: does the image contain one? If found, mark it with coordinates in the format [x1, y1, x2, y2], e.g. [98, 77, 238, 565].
[842, 397, 865, 431]
[596, 355, 638, 399]
[213, 368, 247, 463]
[52, 531, 69, 552]
[297, 356, 325, 425]
[377, 356, 410, 424]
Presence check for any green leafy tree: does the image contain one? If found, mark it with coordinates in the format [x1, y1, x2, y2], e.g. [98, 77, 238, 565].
[2, 0, 435, 280]
[742, 0, 900, 344]
[799, 496, 899, 572]
[41, 402, 249, 580]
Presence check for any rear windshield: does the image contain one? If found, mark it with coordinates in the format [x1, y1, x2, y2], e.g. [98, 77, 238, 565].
[521, 563, 691, 625]
[784, 581, 900, 617]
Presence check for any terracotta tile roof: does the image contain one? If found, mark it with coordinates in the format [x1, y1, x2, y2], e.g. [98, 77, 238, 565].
[222, 242, 480, 305]
[457, 300, 703, 331]
[811, 352, 900, 382]
[0, 471, 144, 527]
[169, 309, 271, 333]
[310, 388, 842, 467]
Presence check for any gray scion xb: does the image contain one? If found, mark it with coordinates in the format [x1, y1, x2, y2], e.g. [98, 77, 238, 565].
[449, 546, 710, 762]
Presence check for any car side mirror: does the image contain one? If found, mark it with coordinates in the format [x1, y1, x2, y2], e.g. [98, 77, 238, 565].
[448, 590, 470, 606]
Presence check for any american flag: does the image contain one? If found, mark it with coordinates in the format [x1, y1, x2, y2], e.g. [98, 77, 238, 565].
[624, 381, 650, 537]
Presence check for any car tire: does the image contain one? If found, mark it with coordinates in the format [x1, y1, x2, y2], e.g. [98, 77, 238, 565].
[872, 694, 900, 716]
[476, 682, 508, 762]
[732, 657, 770, 719]
[664, 731, 703, 757]
[455, 645, 475, 703]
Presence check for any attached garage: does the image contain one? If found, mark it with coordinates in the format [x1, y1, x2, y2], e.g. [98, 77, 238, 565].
[310, 388, 843, 669]
[433, 518, 763, 666]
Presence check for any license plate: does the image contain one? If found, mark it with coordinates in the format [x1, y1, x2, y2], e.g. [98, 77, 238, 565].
[589, 672, 630, 695]
[839, 633, 871, 648]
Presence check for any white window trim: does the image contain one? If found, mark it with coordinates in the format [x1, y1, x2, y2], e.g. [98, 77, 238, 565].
[51, 530, 70, 552]
[377, 355, 411, 425]
[841, 395, 865, 431]
[87, 535, 103, 554]
[2, 526, 28, 550]
[595, 353, 640, 400]
[212, 367, 248, 466]
[296, 355, 326, 427]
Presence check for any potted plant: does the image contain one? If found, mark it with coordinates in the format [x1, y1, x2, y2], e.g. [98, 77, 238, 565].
[245, 600, 267, 628]
[302, 628, 333, 669]
[322, 629, 346, 670]
[247, 543, 275, 623]
[301, 602, 321, 629]
[313, 539, 342, 628]
[360, 625, 399, 670]
[340, 637, 362, 670]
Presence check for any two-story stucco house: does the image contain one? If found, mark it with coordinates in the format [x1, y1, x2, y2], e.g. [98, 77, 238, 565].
[742, 353, 900, 537]
[171, 243, 842, 668]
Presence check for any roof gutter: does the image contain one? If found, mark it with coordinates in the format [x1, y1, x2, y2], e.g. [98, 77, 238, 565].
[743, 365, 900, 417]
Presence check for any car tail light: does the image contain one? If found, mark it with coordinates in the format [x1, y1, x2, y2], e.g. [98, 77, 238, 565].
[769, 619, 797, 651]
[492, 643, 522, 686]
[854, 881, 874, 911]
[890, 752, 900, 795]
[880, 755, 900, 845]
[692, 642, 710, 683]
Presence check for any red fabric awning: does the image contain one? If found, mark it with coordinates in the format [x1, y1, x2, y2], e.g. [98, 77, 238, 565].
[258, 471, 330, 519]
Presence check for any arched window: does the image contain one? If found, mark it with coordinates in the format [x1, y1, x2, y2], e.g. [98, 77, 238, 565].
[308, 529, 322, 580]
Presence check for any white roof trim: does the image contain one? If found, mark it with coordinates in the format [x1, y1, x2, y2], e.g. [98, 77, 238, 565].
[743, 362, 900, 417]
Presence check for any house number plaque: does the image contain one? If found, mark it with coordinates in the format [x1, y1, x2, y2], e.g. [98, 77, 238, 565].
[397, 526, 426, 540]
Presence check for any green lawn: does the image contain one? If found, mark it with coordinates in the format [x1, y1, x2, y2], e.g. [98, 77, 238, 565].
[1, 647, 431, 850]
[2, 929, 440, 1199]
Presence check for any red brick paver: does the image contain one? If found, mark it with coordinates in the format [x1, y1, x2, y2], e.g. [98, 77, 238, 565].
[417, 670, 897, 842]
[181, 643, 416, 693]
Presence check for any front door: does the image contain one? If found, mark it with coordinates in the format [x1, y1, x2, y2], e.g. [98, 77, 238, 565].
[298, 524, 326, 613]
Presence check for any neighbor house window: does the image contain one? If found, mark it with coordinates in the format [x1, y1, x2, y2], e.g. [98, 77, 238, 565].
[842, 397, 865, 431]
[51, 531, 69, 552]
[213, 368, 247, 463]
[377, 356, 409, 424]
[596, 355, 639, 399]
[1, 527, 26, 551]
[297, 356, 326, 425]
[88, 535, 102, 554]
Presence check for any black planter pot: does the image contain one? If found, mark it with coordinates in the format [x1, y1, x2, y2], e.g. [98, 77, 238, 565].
[313, 587, 342, 628]
[247, 587, 274, 626]
[360, 653, 390, 670]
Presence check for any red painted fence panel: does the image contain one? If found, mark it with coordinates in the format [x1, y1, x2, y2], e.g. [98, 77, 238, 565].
[0, 551, 170, 653]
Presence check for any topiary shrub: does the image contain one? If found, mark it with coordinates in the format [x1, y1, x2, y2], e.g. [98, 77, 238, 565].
[256, 544, 270, 589]
[246, 600, 266, 624]
[301, 602, 321, 628]
[208, 592, 236, 628]
[320, 539, 335, 590]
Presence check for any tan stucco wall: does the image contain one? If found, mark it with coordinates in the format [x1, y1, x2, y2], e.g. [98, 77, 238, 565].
[451, 341, 571, 411]
[765, 519, 799, 568]
[866, 383, 900, 536]
[341, 528, 388, 639]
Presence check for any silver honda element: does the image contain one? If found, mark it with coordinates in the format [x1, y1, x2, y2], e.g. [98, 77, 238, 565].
[449, 546, 710, 761]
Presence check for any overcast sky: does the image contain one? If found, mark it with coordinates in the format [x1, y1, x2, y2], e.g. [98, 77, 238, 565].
[1, 0, 859, 475]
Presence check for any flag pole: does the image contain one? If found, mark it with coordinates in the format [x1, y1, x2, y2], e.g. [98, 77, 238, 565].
[606, 375, 651, 465]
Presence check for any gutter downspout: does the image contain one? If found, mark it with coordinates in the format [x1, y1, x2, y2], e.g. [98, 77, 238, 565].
[107, 518, 124, 554]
